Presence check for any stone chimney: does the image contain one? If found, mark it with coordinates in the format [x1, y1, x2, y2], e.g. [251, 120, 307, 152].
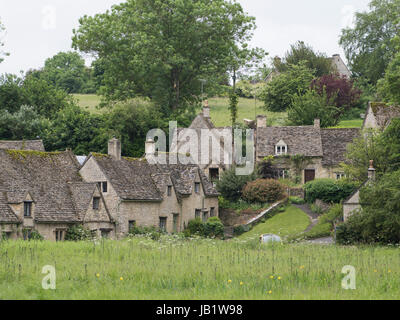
[203, 100, 210, 118]
[256, 115, 267, 128]
[145, 138, 156, 157]
[108, 138, 121, 160]
[368, 160, 376, 181]
[314, 119, 320, 129]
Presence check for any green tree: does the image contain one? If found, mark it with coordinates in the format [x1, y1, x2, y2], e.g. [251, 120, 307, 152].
[0, 105, 49, 140]
[261, 63, 315, 112]
[275, 41, 333, 77]
[44, 104, 107, 155]
[288, 89, 339, 127]
[377, 52, 400, 104]
[0, 74, 25, 113]
[228, 91, 239, 126]
[72, 0, 259, 112]
[339, 0, 400, 84]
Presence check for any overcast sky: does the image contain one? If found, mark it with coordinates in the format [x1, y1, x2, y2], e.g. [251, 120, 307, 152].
[0, 0, 371, 74]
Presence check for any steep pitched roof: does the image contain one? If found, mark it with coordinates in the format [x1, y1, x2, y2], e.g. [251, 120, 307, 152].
[89, 153, 219, 201]
[363, 103, 400, 129]
[257, 126, 323, 158]
[0, 150, 97, 223]
[0, 190, 20, 223]
[321, 128, 361, 167]
[0, 140, 45, 151]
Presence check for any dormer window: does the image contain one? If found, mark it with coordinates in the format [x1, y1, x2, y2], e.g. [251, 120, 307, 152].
[275, 140, 288, 155]
[93, 197, 100, 210]
[167, 186, 172, 197]
[98, 182, 108, 193]
[24, 201, 32, 217]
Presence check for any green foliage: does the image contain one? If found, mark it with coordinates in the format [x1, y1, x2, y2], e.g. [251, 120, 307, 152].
[106, 99, 165, 157]
[235, 80, 265, 99]
[0, 105, 49, 140]
[377, 52, 400, 104]
[261, 63, 315, 112]
[339, 0, 400, 84]
[72, 0, 260, 112]
[65, 225, 92, 241]
[34, 51, 87, 94]
[289, 196, 305, 205]
[23, 229, 44, 241]
[342, 119, 400, 181]
[186, 219, 204, 237]
[288, 89, 339, 127]
[242, 179, 286, 204]
[218, 197, 270, 213]
[228, 91, 239, 126]
[203, 217, 224, 238]
[129, 226, 162, 241]
[43, 104, 108, 155]
[304, 179, 357, 204]
[216, 167, 257, 202]
[275, 41, 333, 77]
[338, 169, 400, 245]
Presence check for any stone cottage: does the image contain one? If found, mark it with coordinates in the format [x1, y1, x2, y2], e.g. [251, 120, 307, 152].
[170, 101, 232, 182]
[362, 102, 400, 130]
[343, 161, 376, 221]
[0, 149, 114, 241]
[79, 138, 219, 238]
[255, 117, 360, 183]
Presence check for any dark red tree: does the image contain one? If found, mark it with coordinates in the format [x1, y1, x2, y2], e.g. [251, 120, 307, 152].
[311, 74, 362, 111]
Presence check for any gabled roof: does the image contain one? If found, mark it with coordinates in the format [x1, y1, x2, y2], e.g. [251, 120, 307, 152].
[257, 126, 323, 158]
[0, 190, 20, 223]
[363, 103, 400, 130]
[0, 140, 45, 151]
[89, 153, 219, 201]
[321, 128, 361, 167]
[0, 150, 99, 223]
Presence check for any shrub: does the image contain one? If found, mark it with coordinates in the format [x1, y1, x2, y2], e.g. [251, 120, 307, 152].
[304, 179, 357, 204]
[203, 217, 224, 238]
[242, 179, 286, 204]
[233, 225, 251, 236]
[289, 196, 305, 205]
[186, 218, 204, 236]
[129, 226, 161, 240]
[216, 167, 257, 202]
[65, 225, 92, 241]
[23, 229, 44, 241]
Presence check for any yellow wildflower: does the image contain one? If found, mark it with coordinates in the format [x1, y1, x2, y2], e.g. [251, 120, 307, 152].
[240, 282, 244, 286]
[268, 290, 272, 294]
[227, 280, 232, 284]
[96, 273, 100, 278]
[269, 276, 274, 279]
[120, 277, 124, 281]
[278, 276, 282, 280]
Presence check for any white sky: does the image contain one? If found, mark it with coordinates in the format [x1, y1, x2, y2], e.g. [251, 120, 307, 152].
[0, 0, 371, 74]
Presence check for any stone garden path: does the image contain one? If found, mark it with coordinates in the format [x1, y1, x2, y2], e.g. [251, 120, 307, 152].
[293, 203, 334, 245]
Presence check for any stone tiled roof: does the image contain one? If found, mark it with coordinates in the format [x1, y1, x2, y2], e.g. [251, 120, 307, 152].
[321, 128, 361, 167]
[0, 150, 98, 223]
[0, 190, 19, 223]
[91, 153, 219, 201]
[0, 140, 45, 151]
[257, 126, 323, 158]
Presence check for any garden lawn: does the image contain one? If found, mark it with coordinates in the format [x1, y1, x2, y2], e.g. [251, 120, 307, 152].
[1, 238, 400, 300]
[238, 205, 310, 240]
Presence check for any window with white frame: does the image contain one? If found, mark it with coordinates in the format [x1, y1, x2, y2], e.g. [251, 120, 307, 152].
[336, 173, 346, 180]
[275, 140, 288, 155]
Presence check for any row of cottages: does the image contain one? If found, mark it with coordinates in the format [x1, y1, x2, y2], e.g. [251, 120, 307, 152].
[180, 103, 360, 184]
[0, 139, 219, 241]
[79, 138, 219, 239]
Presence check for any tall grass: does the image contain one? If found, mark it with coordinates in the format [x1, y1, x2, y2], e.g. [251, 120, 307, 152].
[0, 238, 398, 300]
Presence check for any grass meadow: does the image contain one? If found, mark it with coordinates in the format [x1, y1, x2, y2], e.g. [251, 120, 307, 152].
[73, 94, 363, 129]
[0, 237, 399, 300]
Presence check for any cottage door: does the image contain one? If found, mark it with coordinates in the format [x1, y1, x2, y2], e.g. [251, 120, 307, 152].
[304, 169, 316, 183]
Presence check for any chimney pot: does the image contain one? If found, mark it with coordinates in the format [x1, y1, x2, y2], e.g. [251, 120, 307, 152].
[108, 138, 121, 160]
[368, 160, 376, 181]
[203, 100, 210, 118]
[256, 115, 267, 128]
[145, 138, 156, 157]
[314, 119, 321, 128]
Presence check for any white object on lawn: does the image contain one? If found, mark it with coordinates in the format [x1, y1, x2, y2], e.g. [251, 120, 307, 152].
[260, 234, 282, 244]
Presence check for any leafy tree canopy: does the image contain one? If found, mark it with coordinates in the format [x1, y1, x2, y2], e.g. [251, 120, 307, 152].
[261, 62, 315, 112]
[273, 41, 333, 77]
[377, 51, 400, 104]
[340, 0, 400, 84]
[72, 0, 261, 113]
